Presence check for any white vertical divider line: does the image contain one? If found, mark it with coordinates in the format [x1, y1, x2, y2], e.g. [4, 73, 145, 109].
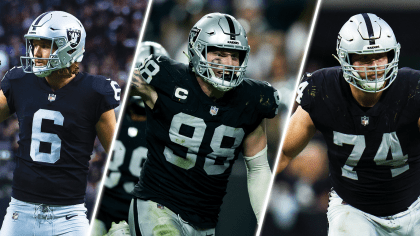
[87, 0, 154, 235]
[254, 0, 324, 235]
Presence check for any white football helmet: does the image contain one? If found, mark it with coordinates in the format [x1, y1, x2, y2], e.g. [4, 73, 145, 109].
[188, 13, 250, 91]
[135, 41, 170, 68]
[336, 13, 400, 93]
[20, 11, 86, 77]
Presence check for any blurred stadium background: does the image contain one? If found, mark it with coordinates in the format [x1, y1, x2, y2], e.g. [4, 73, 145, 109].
[0, 0, 148, 226]
[261, 1, 420, 235]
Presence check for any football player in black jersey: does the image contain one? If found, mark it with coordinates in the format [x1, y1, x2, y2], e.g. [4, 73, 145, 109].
[0, 11, 120, 236]
[129, 13, 280, 236]
[92, 42, 170, 236]
[278, 13, 420, 235]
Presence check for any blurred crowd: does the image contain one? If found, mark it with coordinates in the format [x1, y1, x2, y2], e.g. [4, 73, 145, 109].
[0, 0, 148, 224]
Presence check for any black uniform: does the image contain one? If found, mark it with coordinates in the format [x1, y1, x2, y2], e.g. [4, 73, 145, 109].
[132, 56, 280, 228]
[98, 113, 147, 230]
[298, 66, 420, 216]
[1, 67, 120, 205]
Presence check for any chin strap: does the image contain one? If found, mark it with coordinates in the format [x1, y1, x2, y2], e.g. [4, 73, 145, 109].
[244, 146, 271, 225]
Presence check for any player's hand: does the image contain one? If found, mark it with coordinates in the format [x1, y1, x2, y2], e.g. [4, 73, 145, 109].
[130, 69, 158, 109]
[131, 69, 146, 92]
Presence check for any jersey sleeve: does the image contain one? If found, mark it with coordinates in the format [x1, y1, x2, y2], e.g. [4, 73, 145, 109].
[92, 76, 121, 121]
[0, 67, 21, 114]
[138, 55, 181, 95]
[258, 81, 280, 119]
[296, 72, 315, 113]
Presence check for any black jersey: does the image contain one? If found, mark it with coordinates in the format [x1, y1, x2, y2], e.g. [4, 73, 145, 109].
[1, 67, 120, 205]
[99, 114, 147, 227]
[132, 55, 279, 228]
[298, 66, 420, 216]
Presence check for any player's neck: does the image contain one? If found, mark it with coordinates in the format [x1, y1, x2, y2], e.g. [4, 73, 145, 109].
[45, 74, 76, 91]
[196, 75, 226, 101]
[350, 84, 383, 107]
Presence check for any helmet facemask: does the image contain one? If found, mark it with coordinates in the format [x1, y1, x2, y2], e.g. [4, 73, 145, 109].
[193, 44, 248, 92]
[188, 13, 250, 92]
[338, 46, 400, 93]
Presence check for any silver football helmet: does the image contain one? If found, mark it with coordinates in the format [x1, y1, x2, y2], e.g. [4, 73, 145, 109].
[336, 13, 400, 93]
[20, 11, 86, 77]
[188, 13, 250, 91]
[135, 41, 170, 68]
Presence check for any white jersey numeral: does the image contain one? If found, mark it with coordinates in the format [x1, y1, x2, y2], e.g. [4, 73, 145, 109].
[104, 140, 148, 193]
[30, 109, 64, 163]
[139, 55, 160, 83]
[165, 112, 245, 175]
[296, 81, 309, 104]
[110, 80, 121, 101]
[333, 131, 409, 180]
[333, 131, 365, 180]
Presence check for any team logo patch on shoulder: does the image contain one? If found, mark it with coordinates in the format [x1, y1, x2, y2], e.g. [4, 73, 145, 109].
[172, 86, 188, 103]
[210, 106, 219, 116]
[48, 94, 56, 102]
[157, 204, 165, 209]
[67, 28, 81, 48]
[361, 116, 369, 126]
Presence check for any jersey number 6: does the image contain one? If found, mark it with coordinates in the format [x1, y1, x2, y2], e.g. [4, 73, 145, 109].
[30, 109, 64, 163]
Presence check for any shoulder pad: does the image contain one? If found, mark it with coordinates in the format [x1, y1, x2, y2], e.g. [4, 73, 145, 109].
[296, 67, 341, 105]
[241, 78, 280, 119]
[91, 74, 121, 103]
[138, 55, 190, 94]
[1, 66, 25, 82]
[1, 66, 25, 93]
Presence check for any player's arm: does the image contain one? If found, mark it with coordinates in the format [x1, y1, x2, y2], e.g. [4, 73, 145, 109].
[277, 105, 316, 174]
[242, 119, 271, 225]
[131, 69, 158, 109]
[95, 109, 117, 153]
[0, 90, 12, 123]
[417, 118, 420, 130]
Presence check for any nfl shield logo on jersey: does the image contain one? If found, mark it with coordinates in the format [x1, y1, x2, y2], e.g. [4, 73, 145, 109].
[12, 212, 18, 220]
[361, 116, 369, 126]
[210, 106, 219, 116]
[48, 94, 56, 102]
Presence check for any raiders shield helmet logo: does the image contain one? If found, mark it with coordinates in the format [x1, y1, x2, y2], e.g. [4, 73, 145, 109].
[189, 27, 201, 45]
[67, 28, 81, 48]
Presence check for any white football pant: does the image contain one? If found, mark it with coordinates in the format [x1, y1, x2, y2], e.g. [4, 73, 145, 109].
[328, 191, 420, 236]
[0, 197, 89, 236]
[129, 198, 216, 236]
